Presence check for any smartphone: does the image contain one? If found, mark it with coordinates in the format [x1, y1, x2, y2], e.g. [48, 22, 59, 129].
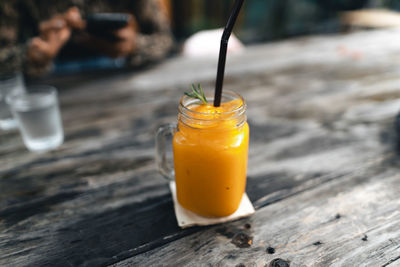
[86, 13, 130, 41]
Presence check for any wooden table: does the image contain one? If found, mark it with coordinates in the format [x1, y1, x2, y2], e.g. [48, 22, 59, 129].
[2, 29, 400, 267]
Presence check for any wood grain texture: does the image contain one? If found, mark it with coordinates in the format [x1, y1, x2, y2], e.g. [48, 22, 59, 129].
[2, 29, 400, 266]
[116, 160, 400, 267]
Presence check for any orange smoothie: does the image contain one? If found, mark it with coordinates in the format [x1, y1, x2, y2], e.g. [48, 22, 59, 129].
[173, 98, 249, 217]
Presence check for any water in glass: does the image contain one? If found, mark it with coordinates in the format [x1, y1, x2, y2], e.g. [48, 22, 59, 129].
[0, 73, 25, 130]
[8, 87, 63, 152]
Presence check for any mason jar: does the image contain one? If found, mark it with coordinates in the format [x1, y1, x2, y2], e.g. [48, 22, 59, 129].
[156, 90, 249, 217]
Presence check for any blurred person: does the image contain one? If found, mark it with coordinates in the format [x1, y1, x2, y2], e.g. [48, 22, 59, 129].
[0, 0, 174, 78]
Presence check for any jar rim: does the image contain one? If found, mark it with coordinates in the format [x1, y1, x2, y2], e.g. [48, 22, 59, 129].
[178, 90, 246, 121]
[6, 85, 57, 110]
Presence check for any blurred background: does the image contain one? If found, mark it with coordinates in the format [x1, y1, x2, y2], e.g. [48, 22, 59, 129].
[170, 0, 400, 43]
[3, 0, 400, 78]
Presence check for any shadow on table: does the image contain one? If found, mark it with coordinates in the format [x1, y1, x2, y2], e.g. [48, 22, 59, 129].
[33, 194, 202, 266]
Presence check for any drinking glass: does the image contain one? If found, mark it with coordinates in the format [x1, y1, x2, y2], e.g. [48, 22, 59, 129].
[6, 86, 64, 152]
[0, 73, 25, 130]
[156, 90, 249, 217]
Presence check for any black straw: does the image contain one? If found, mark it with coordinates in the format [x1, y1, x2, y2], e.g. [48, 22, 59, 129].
[213, 0, 244, 107]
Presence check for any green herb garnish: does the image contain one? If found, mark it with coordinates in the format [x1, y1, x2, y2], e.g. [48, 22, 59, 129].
[185, 84, 208, 105]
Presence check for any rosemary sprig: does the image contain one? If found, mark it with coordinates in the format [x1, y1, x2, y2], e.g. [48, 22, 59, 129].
[185, 84, 208, 105]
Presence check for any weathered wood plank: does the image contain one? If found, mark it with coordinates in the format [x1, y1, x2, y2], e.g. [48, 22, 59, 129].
[115, 157, 400, 267]
[2, 29, 400, 266]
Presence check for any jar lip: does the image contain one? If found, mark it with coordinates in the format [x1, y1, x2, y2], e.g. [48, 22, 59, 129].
[179, 90, 246, 120]
[6, 85, 57, 106]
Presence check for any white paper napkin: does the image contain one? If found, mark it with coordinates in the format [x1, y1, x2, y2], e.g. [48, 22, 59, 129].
[169, 182, 255, 228]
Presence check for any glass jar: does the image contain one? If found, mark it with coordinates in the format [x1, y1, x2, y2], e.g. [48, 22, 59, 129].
[156, 90, 249, 217]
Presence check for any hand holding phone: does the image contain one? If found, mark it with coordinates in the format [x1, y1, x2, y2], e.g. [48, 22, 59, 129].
[75, 12, 137, 58]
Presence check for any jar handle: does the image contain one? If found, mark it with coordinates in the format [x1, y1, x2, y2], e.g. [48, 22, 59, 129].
[155, 123, 176, 181]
